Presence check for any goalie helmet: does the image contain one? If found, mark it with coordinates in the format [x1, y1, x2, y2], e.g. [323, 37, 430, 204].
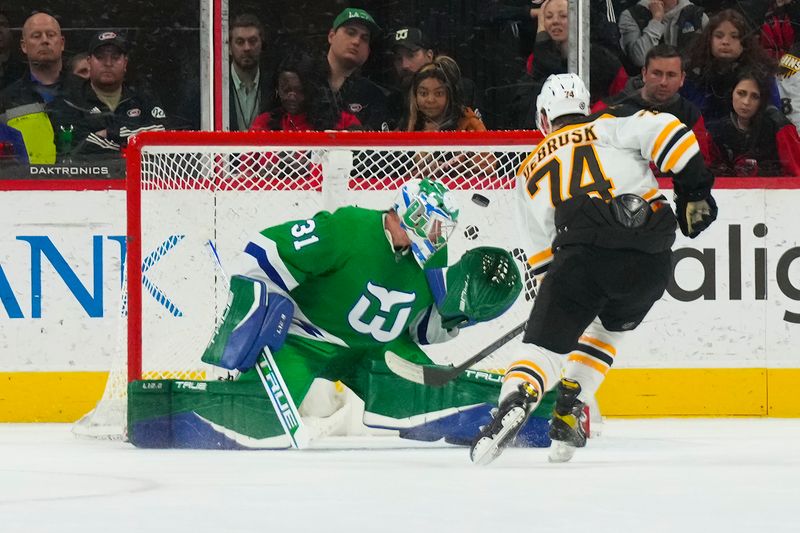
[536, 73, 590, 132]
[394, 178, 460, 267]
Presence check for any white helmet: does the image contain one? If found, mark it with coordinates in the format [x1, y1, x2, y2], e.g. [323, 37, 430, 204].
[536, 73, 591, 132]
[393, 178, 460, 267]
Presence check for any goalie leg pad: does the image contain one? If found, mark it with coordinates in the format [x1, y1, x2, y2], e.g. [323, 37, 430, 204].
[201, 276, 294, 372]
[128, 379, 292, 449]
[358, 356, 556, 447]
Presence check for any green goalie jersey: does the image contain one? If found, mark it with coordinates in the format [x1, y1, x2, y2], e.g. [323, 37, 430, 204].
[235, 206, 447, 350]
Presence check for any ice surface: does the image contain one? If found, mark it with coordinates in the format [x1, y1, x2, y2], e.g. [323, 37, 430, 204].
[2, 419, 799, 533]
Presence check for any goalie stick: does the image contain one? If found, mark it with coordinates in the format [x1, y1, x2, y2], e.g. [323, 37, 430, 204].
[206, 240, 310, 449]
[385, 320, 527, 387]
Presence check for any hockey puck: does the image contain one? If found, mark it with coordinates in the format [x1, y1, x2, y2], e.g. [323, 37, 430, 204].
[471, 193, 490, 207]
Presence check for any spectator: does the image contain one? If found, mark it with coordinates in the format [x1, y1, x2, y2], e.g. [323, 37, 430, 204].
[778, 42, 800, 130]
[0, 12, 77, 164]
[618, 0, 708, 68]
[707, 67, 800, 175]
[401, 56, 485, 132]
[250, 52, 360, 131]
[385, 27, 481, 129]
[760, 0, 800, 59]
[243, 52, 361, 183]
[682, 8, 779, 121]
[0, 12, 70, 111]
[693, 0, 773, 31]
[508, 0, 628, 128]
[229, 13, 270, 131]
[529, 0, 628, 99]
[47, 31, 167, 160]
[69, 52, 90, 80]
[483, 1, 627, 66]
[401, 56, 494, 178]
[324, 8, 389, 130]
[593, 43, 713, 163]
[0, 10, 25, 90]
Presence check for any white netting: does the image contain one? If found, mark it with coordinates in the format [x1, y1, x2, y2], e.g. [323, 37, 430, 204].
[75, 132, 545, 439]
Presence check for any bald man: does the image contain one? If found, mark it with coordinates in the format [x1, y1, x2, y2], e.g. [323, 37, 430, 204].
[0, 12, 74, 113]
[0, 12, 78, 164]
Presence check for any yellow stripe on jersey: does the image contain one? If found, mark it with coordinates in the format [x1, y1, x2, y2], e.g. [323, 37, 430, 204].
[664, 131, 699, 173]
[527, 247, 553, 268]
[504, 371, 544, 394]
[579, 335, 617, 356]
[505, 359, 549, 390]
[567, 353, 610, 375]
[651, 119, 682, 162]
[641, 188, 660, 201]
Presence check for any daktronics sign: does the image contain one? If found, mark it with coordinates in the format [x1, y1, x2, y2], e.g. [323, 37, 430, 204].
[0, 224, 798, 324]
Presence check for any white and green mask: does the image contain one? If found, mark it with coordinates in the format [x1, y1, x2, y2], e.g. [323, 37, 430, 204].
[393, 178, 459, 267]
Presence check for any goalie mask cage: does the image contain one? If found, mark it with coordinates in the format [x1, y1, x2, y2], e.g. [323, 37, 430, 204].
[75, 130, 547, 439]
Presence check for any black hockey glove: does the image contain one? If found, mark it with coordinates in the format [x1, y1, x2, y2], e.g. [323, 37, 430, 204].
[675, 193, 718, 238]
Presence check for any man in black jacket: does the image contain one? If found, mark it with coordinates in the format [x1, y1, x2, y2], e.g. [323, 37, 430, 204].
[324, 8, 389, 130]
[593, 43, 712, 164]
[47, 31, 167, 160]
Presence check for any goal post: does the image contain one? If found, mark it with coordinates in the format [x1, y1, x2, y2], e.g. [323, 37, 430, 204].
[77, 130, 553, 440]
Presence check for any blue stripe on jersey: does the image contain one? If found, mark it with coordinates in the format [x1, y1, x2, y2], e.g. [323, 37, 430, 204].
[244, 242, 290, 293]
[415, 306, 433, 345]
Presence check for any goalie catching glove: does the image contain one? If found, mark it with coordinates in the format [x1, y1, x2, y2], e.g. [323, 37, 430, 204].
[426, 246, 522, 330]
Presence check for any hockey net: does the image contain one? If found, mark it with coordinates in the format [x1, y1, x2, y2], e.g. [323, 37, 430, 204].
[74, 130, 564, 440]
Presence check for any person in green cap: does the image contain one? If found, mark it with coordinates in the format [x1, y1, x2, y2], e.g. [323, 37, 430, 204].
[325, 7, 389, 130]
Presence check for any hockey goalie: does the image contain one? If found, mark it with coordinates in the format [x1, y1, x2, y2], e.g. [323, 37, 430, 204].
[127, 178, 560, 449]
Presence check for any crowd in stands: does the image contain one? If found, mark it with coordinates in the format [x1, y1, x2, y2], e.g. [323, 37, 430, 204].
[0, 2, 799, 177]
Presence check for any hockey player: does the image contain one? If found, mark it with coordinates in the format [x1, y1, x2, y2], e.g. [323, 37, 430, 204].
[470, 73, 717, 465]
[778, 43, 800, 134]
[198, 178, 527, 447]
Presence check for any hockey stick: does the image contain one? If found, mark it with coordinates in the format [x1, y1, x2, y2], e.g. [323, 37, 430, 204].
[253, 347, 310, 449]
[385, 320, 527, 387]
[206, 240, 310, 449]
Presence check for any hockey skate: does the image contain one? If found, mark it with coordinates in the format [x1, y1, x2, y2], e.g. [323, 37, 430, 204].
[548, 378, 587, 463]
[470, 383, 538, 466]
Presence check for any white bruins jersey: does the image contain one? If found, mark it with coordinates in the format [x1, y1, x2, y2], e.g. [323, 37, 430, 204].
[517, 110, 700, 274]
[778, 49, 800, 133]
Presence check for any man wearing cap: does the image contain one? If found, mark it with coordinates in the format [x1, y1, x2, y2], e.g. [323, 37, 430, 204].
[386, 26, 481, 129]
[47, 31, 167, 160]
[324, 8, 389, 130]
